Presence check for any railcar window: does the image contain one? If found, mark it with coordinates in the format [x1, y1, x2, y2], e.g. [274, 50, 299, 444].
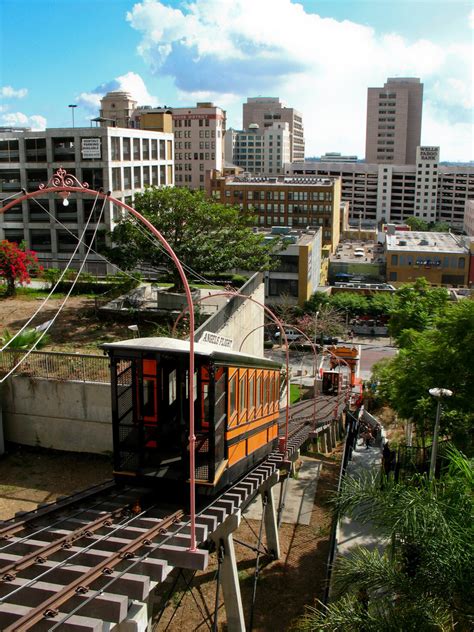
[239, 374, 247, 421]
[249, 374, 255, 415]
[269, 374, 274, 411]
[229, 375, 237, 417]
[142, 379, 155, 417]
[274, 373, 280, 403]
[256, 373, 262, 411]
[169, 369, 177, 403]
[202, 383, 210, 424]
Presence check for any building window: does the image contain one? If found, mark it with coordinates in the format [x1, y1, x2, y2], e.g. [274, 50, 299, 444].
[391, 254, 398, 266]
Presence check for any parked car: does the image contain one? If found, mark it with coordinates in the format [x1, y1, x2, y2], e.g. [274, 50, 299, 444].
[274, 329, 302, 342]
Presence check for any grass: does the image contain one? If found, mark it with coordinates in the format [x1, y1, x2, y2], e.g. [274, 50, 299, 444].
[0, 287, 98, 300]
[290, 384, 302, 405]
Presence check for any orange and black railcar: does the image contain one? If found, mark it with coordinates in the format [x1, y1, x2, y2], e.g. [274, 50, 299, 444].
[103, 337, 282, 493]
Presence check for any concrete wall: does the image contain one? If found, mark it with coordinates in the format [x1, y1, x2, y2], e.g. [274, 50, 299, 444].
[1, 377, 112, 454]
[212, 283, 265, 356]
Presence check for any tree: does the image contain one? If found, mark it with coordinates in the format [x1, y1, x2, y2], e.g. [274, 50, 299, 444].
[430, 221, 450, 232]
[1, 328, 50, 349]
[300, 291, 331, 315]
[373, 299, 474, 447]
[406, 216, 429, 231]
[296, 304, 345, 340]
[300, 447, 473, 631]
[330, 292, 368, 318]
[366, 292, 398, 317]
[103, 187, 281, 290]
[388, 278, 449, 344]
[0, 240, 42, 297]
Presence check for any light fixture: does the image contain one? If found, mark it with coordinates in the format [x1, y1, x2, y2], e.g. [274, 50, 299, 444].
[59, 191, 70, 206]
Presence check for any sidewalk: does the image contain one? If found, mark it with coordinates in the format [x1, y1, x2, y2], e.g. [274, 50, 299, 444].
[336, 440, 385, 555]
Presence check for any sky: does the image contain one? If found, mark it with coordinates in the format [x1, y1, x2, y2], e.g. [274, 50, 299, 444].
[0, 0, 473, 161]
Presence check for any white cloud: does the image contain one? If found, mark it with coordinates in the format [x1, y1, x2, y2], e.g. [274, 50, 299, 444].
[469, 9, 474, 29]
[1, 86, 28, 99]
[0, 112, 46, 130]
[76, 71, 159, 113]
[127, 0, 473, 161]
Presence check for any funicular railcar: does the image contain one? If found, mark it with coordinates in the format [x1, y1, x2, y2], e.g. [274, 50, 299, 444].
[103, 338, 282, 493]
[322, 370, 341, 395]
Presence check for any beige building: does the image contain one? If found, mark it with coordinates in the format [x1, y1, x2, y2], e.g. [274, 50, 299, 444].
[243, 97, 305, 162]
[464, 199, 474, 236]
[99, 91, 138, 129]
[135, 102, 225, 190]
[385, 230, 469, 286]
[285, 155, 474, 229]
[206, 172, 341, 253]
[0, 126, 174, 273]
[365, 77, 423, 165]
[225, 122, 291, 175]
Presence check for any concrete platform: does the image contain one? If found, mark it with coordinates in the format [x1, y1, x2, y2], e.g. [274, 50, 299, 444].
[244, 457, 321, 525]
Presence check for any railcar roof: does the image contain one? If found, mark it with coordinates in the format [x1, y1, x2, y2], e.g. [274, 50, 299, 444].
[102, 337, 281, 369]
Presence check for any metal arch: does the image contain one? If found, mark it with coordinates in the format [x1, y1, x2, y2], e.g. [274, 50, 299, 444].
[239, 322, 320, 422]
[0, 178, 199, 552]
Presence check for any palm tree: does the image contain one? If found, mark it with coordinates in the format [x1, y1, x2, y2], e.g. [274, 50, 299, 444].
[1, 328, 50, 349]
[299, 446, 473, 631]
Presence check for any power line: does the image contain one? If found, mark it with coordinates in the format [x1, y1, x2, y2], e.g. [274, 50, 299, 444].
[0, 195, 108, 382]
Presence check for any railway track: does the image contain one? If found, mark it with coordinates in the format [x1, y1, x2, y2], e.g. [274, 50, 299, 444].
[0, 395, 345, 630]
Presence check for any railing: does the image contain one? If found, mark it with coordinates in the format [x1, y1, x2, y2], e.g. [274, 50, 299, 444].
[0, 349, 110, 383]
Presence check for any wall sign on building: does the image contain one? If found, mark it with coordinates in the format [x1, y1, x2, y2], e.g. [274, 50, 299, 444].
[81, 138, 101, 159]
[201, 331, 233, 349]
[419, 146, 439, 161]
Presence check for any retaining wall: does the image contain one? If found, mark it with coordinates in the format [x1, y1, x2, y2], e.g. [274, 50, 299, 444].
[1, 377, 112, 454]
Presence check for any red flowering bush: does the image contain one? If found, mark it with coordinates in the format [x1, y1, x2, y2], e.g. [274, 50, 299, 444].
[0, 240, 43, 296]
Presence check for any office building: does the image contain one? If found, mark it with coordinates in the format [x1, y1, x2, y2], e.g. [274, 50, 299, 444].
[259, 226, 322, 306]
[0, 126, 174, 273]
[385, 230, 469, 286]
[365, 77, 423, 165]
[206, 172, 341, 253]
[132, 102, 225, 189]
[464, 199, 474, 236]
[243, 97, 305, 162]
[99, 91, 138, 129]
[285, 151, 474, 229]
[225, 122, 291, 175]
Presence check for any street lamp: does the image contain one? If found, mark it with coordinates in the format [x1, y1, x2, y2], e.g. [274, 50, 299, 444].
[428, 387, 453, 479]
[68, 104, 77, 128]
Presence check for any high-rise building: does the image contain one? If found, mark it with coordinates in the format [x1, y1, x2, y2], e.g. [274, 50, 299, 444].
[225, 122, 291, 175]
[285, 151, 474, 229]
[0, 126, 174, 273]
[134, 102, 226, 190]
[243, 97, 305, 162]
[365, 77, 423, 165]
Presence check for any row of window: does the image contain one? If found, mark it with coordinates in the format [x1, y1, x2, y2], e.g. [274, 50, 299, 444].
[228, 369, 280, 426]
[111, 165, 172, 190]
[111, 137, 172, 162]
[2, 228, 105, 252]
[390, 254, 465, 269]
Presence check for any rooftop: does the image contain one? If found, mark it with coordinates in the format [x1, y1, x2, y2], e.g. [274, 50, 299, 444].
[331, 240, 385, 263]
[386, 231, 466, 254]
[221, 175, 335, 187]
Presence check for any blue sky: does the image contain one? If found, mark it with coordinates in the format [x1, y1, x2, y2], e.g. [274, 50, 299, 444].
[1, 0, 473, 160]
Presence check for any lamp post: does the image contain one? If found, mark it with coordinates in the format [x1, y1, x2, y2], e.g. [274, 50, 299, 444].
[428, 387, 452, 479]
[68, 104, 77, 128]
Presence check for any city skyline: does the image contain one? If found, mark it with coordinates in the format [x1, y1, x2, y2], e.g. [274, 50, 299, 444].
[1, 0, 472, 161]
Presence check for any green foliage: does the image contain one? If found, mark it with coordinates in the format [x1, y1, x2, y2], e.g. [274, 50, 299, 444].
[430, 221, 451, 232]
[330, 292, 368, 316]
[388, 278, 449, 343]
[1, 328, 50, 349]
[300, 291, 331, 314]
[102, 187, 281, 289]
[302, 447, 473, 631]
[406, 216, 430, 231]
[42, 267, 62, 288]
[374, 299, 474, 445]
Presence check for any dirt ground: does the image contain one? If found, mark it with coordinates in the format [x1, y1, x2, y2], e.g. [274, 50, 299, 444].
[0, 295, 151, 354]
[0, 445, 341, 631]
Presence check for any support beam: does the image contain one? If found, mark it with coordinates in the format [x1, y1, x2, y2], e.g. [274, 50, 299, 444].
[331, 420, 337, 447]
[259, 472, 280, 559]
[319, 431, 327, 453]
[210, 511, 246, 632]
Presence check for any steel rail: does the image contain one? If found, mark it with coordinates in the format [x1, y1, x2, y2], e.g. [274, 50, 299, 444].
[0, 504, 129, 580]
[0, 480, 116, 540]
[3, 509, 184, 632]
